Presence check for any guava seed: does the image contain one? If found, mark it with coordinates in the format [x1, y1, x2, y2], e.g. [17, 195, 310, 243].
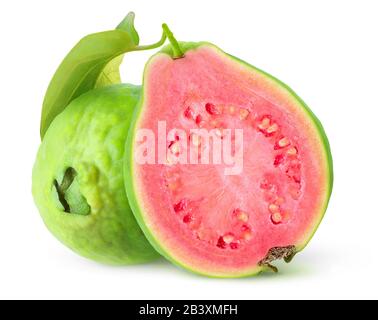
[205, 103, 222, 115]
[183, 214, 193, 224]
[268, 203, 280, 213]
[230, 242, 239, 250]
[267, 123, 278, 134]
[287, 147, 298, 156]
[184, 106, 195, 120]
[274, 154, 285, 167]
[239, 108, 250, 120]
[217, 236, 227, 249]
[276, 137, 290, 149]
[174, 199, 188, 212]
[236, 210, 249, 222]
[195, 115, 205, 127]
[258, 117, 271, 130]
[271, 212, 283, 224]
[223, 233, 235, 244]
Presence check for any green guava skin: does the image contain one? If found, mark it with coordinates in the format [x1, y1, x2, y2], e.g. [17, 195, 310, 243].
[125, 42, 333, 277]
[33, 84, 159, 265]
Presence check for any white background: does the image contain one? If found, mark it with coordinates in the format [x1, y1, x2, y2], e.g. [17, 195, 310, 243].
[0, 0, 377, 300]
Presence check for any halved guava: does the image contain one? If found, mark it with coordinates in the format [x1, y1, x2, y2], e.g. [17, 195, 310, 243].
[125, 42, 333, 277]
[33, 84, 159, 264]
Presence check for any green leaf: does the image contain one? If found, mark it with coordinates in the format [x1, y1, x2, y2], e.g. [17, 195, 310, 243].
[40, 30, 136, 139]
[116, 12, 140, 46]
[40, 13, 170, 139]
[40, 13, 144, 139]
[95, 54, 124, 89]
[95, 12, 140, 89]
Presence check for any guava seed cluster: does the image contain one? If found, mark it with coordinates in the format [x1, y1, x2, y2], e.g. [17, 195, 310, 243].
[163, 100, 303, 251]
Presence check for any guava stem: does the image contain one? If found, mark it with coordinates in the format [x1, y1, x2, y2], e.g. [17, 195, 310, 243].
[134, 23, 183, 58]
[135, 30, 167, 51]
[162, 23, 184, 59]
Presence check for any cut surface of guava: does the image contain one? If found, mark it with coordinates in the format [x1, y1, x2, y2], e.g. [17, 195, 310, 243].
[125, 43, 333, 277]
[33, 84, 159, 265]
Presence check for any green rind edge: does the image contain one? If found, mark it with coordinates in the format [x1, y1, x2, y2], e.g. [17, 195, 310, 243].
[124, 42, 333, 278]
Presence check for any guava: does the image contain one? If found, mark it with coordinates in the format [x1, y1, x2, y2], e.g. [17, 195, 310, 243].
[125, 42, 333, 277]
[33, 84, 159, 264]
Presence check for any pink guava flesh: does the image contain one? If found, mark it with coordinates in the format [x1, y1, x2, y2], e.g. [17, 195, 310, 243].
[129, 45, 332, 276]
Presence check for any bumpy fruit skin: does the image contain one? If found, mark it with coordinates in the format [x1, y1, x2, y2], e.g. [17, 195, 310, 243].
[125, 43, 333, 277]
[33, 84, 159, 264]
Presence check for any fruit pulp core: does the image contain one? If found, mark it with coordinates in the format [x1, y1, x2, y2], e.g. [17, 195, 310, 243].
[163, 104, 302, 250]
[135, 46, 326, 271]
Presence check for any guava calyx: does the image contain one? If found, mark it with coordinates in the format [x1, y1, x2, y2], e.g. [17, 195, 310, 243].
[53, 167, 90, 216]
[258, 245, 297, 273]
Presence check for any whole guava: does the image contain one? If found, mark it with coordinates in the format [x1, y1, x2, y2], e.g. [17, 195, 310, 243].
[32, 84, 159, 264]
